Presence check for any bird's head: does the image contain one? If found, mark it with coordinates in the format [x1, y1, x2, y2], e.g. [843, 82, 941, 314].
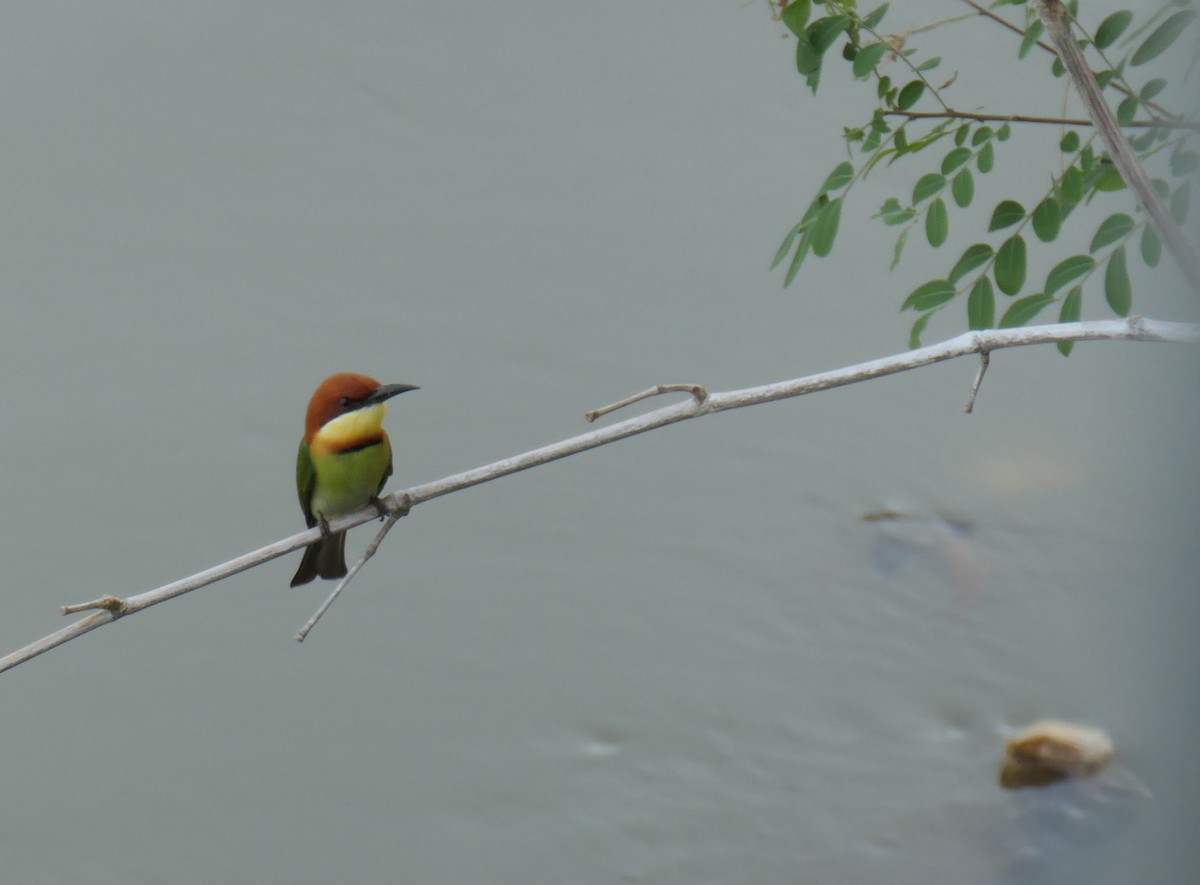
[305, 372, 419, 443]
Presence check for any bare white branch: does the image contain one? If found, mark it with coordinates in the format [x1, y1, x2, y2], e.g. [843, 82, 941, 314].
[1, 317, 1196, 674]
[964, 351, 991, 414]
[585, 384, 708, 422]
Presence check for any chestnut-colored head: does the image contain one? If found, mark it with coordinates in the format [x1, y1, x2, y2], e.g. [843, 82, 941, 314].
[303, 373, 418, 441]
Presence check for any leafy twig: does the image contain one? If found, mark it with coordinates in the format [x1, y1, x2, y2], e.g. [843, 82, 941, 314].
[886, 109, 1200, 131]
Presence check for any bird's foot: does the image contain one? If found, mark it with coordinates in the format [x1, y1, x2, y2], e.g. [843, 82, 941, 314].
[372, 493, 413, 520]
[317, 514, 333, 538]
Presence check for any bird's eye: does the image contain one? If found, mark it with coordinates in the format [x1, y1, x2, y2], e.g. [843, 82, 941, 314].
[339, 396, 351, 407]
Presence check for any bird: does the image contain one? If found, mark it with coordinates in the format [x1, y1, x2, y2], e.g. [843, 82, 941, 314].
[291, 372, 418, 586]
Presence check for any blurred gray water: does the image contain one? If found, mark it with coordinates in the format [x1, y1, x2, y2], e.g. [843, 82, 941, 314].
[1, 2, 1197, 883]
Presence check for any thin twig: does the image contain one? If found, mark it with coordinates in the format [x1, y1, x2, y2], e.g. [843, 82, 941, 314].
[964, 350, 991, 413]
[885, 109, 1199, 131]
[960, 0, 1056, 51]
[0, 318, 1197, 675]
[585, 384, 708, 422]
[1035, 0, 1200, 294]
[61, 596, 129, 615]
[296, 512, 403, 642]
[896, 12, 978, 41]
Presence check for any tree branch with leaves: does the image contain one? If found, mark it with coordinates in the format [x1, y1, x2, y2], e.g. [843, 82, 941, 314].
[771, 0, 1198, 351]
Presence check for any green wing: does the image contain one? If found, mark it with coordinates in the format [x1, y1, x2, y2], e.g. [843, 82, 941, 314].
[295, 440, 317, 527]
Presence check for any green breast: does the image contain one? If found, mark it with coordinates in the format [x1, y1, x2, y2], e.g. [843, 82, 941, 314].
[308, 438, 392, 519]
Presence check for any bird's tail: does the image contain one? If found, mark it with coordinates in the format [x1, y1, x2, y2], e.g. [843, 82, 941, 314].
[290, 531, 348, 586]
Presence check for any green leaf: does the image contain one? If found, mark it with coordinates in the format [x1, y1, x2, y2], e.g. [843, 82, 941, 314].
[807, 15, 851, 53]
[795, 38, 822, 76]
[771, 220, 803, 270]
[778, 196, 825, 281]
[1059, 131, 1080, 153]
[796, 14, 850, 88]
[800, 194, 827, 225]
[1019, 20, 1044, 59]
[1131, 10, 1196, 66]
[782, 233, 810, 287]
[912, 173, 945, 204]
[994, 235, 1027, 296]
[1057, 286, 1083, 356]
[1052, 56, 1066, 77]
[1089, 213, 1134, 252]
[1104, 246, 1131, 316]
[1171, 150, 1199, 177]
[926, 198, 949, 247]
[997, 123, 1011, 142]
[853, 42, 890, 78]
[810, 197, 842, 257]
[1094, 69, 1117, 90]
[1129, 129, 1156, 151]
[1094, 11, 1133, 49]
[967, 276, 995, 329]
[877, 196, 902, 219]
[1117, 96, 1138, 126]
[780, 0, 811, 37]
[904, 129, 950, 155]
[1141, 225, 1162, 267]
[1031, 197, 1062, 242]
[951, 168, 974, 208]
[1140, 78, 1167, 101]
[1171, 180, 1191, 224]
[908, 311, 933, 349]
[954, 124, 970, 147]
[896, 80, 925, 110]
[890, 224, 911, 271]
[977, 142, 995, 173]
[1061, 166, 1084, 204]
[1093, 167, 1126, 191]
[940, 147, 972, 175]
[971, 126, 992, 146]
[1045, 254, 1095, 295]
[988, 199, 1025, 231]
[1059, 285, 1083, 323]
[863, 3, 889, 30]
[820, 161, 855, 192]
[879, 206, 916, 226]
[902, 279, 956, 311]
[949, 243, 994, 284]
[999, 293, 1053, 328]
[914, 56, 941, 72]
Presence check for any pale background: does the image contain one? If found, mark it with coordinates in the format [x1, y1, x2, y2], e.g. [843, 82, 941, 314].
[1, 2, 1197, 883]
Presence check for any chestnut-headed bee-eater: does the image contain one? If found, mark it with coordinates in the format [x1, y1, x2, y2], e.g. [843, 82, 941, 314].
[290, 372, 418, 587]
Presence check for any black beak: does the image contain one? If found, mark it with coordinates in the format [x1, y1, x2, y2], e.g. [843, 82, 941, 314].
[365, 383, 420, 406]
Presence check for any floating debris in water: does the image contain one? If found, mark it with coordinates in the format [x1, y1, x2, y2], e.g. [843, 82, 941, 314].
[1000, 720, 1115, 789]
